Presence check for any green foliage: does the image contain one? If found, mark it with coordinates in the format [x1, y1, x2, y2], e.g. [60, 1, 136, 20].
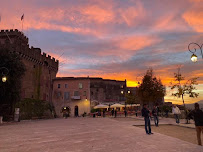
[170, 68, 199, 105]
[91, 109, 98, 113]
[160, 105, 172, 113]
[15, 98, 50, 119]
[125, 93, 139, 105]
[137, 69, 166, 105]
[0, 49, 26, 116]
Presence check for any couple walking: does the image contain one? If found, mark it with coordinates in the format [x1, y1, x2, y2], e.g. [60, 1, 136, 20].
[142, 104, 159, 135]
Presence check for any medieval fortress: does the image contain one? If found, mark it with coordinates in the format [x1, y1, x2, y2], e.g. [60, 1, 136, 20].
[0, 29, 59, 102]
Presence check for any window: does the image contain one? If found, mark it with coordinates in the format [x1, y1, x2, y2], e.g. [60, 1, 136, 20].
[83, 91, 86, 96]
[58, 84, 60, 88]
[79, 83, 83, 89]
[64, 92, 69, 100]
[74, 91, 79, 96]
[65, 84, 68, 88]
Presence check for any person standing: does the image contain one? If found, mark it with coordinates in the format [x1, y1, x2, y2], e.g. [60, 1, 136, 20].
[103, 109, 105, 117]
[124, 108, 127, 117]
[142, 104, 153, 135]
[172, 105, 181, 124]
[152, 106, 159, 127]
[114, 109, 117, 118]
[188, 103, 203, 146]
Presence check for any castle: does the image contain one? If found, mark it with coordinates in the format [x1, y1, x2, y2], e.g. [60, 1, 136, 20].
[0, 29, 59, 102]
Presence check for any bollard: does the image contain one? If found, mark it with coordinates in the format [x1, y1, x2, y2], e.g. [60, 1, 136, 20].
[0, 116, 3, 124]
[14, 108, 20, 122]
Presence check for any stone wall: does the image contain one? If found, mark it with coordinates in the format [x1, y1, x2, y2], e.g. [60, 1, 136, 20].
[0, 29, 59, 102]
[52, 78, 91, 117]
[90, 79, 127, 104]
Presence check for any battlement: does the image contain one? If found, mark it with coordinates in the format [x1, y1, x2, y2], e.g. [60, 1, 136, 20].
[0, 29, 29, 44]
[0, 29, 59, 71]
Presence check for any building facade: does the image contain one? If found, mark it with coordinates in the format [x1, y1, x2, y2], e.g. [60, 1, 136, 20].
[0, 29, 58, 102]
[52, 77, 127, 117]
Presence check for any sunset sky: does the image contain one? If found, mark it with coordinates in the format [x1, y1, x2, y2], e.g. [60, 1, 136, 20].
[0, 0, 202, 104]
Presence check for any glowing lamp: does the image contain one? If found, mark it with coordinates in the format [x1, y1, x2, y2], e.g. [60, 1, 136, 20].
[191, 54, 197, 62]
[2, 76, 7, 82]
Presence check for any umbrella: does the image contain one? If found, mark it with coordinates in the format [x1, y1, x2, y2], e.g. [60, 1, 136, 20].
[126, 104, 140, 107]
[94, 104, 109, 109]
[110, 103, 125, 108]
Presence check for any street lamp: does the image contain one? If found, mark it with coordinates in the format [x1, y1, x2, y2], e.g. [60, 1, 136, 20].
[188, 43, 203, 62]
[0, 67, 9, 82]
[2, 76, 7, 82]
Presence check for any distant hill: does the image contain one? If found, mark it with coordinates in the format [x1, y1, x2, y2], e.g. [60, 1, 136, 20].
[184, 100, 203, 110]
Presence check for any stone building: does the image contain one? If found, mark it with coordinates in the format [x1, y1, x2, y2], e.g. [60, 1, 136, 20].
[0, 29, 58, 102]
[52, 77, 127, 117]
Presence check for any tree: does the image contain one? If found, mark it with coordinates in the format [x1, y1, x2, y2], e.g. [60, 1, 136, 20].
[170, 68, 199, 107]
[125, 93, 139, 105]
[137, 69, 166, 108]
[0, 49, 26, 119]
[15, 98, 50, 120]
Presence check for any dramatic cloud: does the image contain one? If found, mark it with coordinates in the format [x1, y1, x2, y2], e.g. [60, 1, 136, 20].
[0, 0, 202, 104]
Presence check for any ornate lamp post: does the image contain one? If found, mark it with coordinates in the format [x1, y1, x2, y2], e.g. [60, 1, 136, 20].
[188, 43, 203, 62]
[0, 67, 9, 82]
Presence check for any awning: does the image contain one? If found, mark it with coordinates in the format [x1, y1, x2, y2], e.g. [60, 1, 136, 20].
[110, 103, 125, 108]
[94, 104, 109, 109]
[126, 104, 140, 107]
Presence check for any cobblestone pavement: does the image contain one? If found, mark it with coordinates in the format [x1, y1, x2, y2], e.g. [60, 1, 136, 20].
[0, 118, 202, 152]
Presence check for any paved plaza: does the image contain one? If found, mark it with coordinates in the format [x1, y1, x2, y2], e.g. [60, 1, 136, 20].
[0, 117, 203, 152]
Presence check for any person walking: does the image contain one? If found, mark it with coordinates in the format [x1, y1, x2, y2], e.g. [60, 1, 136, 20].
[188, 103, 203, 146]
[142, 104, 153, 135]
[172, 105, 181, 124]
[111, 108, 114, 117]
[152, 106, 159, 127]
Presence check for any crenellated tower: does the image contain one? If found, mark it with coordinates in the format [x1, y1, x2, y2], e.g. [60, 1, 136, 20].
[0, 29, 59, 102]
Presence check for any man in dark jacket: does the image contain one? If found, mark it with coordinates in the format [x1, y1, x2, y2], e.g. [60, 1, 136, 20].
[188, 103, 203, 146]
[142, 104, 153, 135]
[152, 106, 159, 127]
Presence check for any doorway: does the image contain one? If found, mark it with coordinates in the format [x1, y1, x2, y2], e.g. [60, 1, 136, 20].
[61, 106, 70, 117]
[74, 105, 79, 117]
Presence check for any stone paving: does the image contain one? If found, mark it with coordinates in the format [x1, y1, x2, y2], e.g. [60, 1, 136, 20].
[130, 116, 196, 128]
[0, 117, 202, 152]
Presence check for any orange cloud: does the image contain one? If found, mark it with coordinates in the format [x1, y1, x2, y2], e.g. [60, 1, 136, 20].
[183, 1, 203, 32]
[118, 1, 146, 26]
[183, 11, 203, 32]
[81, 5, 114, 24]
[118, 35, 161, 51]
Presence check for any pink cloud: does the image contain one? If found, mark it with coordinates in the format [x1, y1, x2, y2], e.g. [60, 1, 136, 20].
[183, 10, 203, 33]
[118, 35, 161, 51]
[81, 5, 114, 24]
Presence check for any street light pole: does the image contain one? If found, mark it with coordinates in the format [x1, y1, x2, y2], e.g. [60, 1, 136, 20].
[0, 67, 9, 82]
[188, 43, 203, 62]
